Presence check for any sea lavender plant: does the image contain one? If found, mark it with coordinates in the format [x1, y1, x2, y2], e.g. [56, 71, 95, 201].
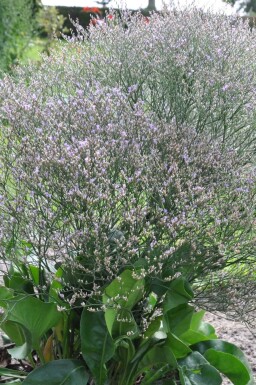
[0, 8, 255, 325]
[45, 8, 256, 159]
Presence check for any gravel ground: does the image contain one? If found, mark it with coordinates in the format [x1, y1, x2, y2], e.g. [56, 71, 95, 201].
[205, 312, 256, 384]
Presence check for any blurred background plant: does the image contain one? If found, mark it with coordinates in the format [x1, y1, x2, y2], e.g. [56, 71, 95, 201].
[0, 0, 38, 73]
[35, 5, 69, 54]
[0, 0, 68, 73]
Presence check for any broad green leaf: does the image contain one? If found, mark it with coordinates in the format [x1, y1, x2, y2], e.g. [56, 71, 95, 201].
[178, 351, 222, 385]
[166, 333, 192, 359]
[163, 277, 194, 313]
[8, 342, 30, 360]
[164, 304, 194, 336]
[81, 309, 115, 385]
[103, 269, 145, 310]
[7, 274, 34, 295]
[192, 340, 254, 385]
[105, 308, 139, 339]
[0, 318, 27, 346]
[137, 345, 177, 373]
[22, 359, 89, 385]
[103, 270, 144, 337]
[179, 311, 217, 345]
[149, 277, 169, 296]
[0, 286, 14, 308]
[5, 296, 61, 349]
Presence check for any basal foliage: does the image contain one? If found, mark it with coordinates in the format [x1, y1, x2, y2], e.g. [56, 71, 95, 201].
[0, 8, 255, 326]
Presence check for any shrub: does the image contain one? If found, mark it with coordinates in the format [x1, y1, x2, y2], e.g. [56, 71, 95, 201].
[0, 8, 255, 326]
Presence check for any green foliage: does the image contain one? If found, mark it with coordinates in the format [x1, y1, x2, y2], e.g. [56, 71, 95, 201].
[223, 0, 256, 14]
[0, 0, 38, 73]
[22, 360, 89, 385]
[0, 264, 254, 384]
[35, 6, 68, 54]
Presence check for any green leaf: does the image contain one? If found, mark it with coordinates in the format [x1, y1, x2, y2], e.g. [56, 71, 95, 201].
[49, 267, 67, 306]
[164, 304, 194, 336]
[179, 311, 217, 345]
[115, 337, 135, 362]
[5, 296, 61, 349]
[163, 277, 194, 313]
[0, 318, 27, 346]
[140, 363, 170, 384]
[7, 274, 34, 295]
[178, 351, 222, 385]
[8, 340, 31, 360]
[22, 359, 89, 385]
[192, 340, 254, 385]
[103, 270, 144, 338]
[103, 269, 145, 310]
[149, 277, 169, 296]
[28, 265, 40, 286]
[105, 308, 139, 339]
[166, 333, 192, 359]
[81, 309, 115, 385]
[137, 345, 177, 373]
[144, 316, 162, 339]
[0, 286, 14, 308]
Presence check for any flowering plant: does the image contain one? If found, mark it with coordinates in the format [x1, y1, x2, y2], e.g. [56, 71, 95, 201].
[0, 7, 255, 384]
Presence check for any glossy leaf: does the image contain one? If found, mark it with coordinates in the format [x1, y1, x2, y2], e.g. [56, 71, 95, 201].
[166, 333, 192, 359]
[164, 304, 194, 336]
[178, 351, 222, 385]
[0, 318, 25, 346]
[103, 269, 144, 310]
[7, 274, 34, 295]
[137, 345, 177, 373]
[192, 340, 254, 385]
[81, 309, 115, 385]
[179, 311, 217, 345]
[0, 286, 14, 308]
[5, 296, 61, 349]
[8, 340, 31, 360]
[105, 308, 139, 339]
[28, 265, 40, 286]
[22, 359, 89, 385]
[163, 277, 194, 313]
[103, 270, 144, 337]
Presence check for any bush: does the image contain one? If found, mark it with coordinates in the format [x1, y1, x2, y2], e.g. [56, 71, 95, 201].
[0, 8, 255, 326]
